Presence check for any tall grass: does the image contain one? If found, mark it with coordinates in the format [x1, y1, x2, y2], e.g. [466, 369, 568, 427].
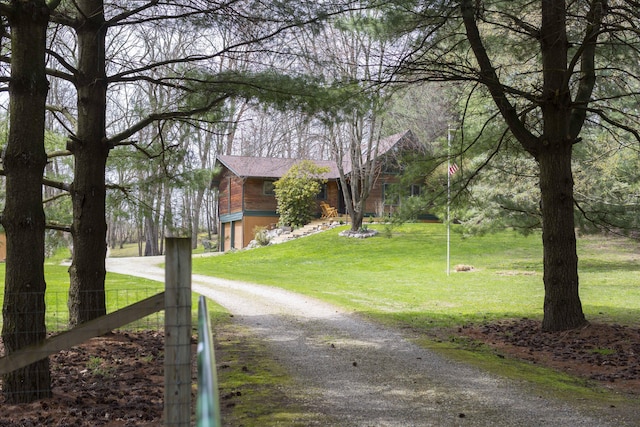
[192, 223, 640, 328]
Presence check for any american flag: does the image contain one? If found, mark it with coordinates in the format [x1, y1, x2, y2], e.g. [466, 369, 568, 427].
[448, 163, 459, 176]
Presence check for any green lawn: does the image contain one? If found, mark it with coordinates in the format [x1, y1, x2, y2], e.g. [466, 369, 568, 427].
[189, 223, 640, 411]
[2, 223, 637, 332]
[192, 223, 640, 329]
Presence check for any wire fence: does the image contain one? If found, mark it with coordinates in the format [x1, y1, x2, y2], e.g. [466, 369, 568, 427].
[0, 288, 170, 424]
[0, 238, 220, 427]
[0, 239, 211, 426]
[0, 288, 165, 339]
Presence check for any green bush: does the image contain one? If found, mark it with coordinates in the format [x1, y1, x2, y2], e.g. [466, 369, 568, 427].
[253, 226, 271, 246]
[273, 160, 329, 227]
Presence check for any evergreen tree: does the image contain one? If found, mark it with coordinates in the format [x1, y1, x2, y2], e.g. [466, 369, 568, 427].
[379, 0, 640, 331]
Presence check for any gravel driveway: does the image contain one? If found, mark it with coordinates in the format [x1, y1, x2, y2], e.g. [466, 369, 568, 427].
[107, 255, 636, 427]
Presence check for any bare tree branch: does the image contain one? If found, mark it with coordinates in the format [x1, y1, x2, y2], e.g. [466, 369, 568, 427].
[47, 149, 72, 159]
[105, 0, 160, 25]
[46, 48, 78, 78]
[46, 222, 71, 232]
[0, 167, 71, 192]
[460, 0, 538, 155]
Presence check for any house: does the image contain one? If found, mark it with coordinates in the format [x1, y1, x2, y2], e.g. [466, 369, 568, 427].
[213, 156, 342, 251]
[212, 130, 438, 251]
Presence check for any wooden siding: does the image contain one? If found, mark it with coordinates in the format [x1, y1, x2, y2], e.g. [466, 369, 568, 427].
[220, 220, 245, 251]
[218, 171, 244, 216]
[314, 181, 341, 216]
[233, 221, 243, 249]
[222, 222, 232, 251]
[217, 172, 230, 215]
[366, 175, 412, 217]
[238, 177, 341, 218]
[366, 179, 386, 216]
[243, 178, 277, 211]
[326, 182, 341, 212]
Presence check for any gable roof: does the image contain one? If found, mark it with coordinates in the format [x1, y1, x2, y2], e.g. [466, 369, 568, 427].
[215, 130, 419, 180]
[376, 129, 421, 157]
[216, 156, 342, 180]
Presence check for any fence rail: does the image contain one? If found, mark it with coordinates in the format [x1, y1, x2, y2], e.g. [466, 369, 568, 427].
[196, 296, 222, 427]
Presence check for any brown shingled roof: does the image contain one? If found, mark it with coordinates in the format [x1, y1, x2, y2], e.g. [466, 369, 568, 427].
[216, 156, 342, 179]
[216, 130, 418, 179]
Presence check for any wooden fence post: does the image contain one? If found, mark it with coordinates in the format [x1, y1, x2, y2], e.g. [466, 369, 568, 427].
[164, 238, 192, 426]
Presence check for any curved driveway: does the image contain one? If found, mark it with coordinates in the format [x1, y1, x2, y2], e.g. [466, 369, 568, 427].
[107, 255, 635, 427]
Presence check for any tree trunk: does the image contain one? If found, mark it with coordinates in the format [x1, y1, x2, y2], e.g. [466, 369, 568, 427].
[192, 188, 205, 248]
[68, 0, 108, 326]
[538, 144, 587, 331]
[350, 199, 364, 232]
[144, 215, 160, 256]
[1, 0, 52, 402]
[351, 211, 364, 232]
[537, 0, 587, 331]
[460, 0, 590, 331]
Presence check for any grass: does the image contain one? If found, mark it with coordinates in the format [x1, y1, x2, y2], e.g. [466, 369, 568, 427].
[192, 223, 640, 329]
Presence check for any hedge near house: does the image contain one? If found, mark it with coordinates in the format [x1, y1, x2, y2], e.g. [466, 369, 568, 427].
[274, 160, 329, 227]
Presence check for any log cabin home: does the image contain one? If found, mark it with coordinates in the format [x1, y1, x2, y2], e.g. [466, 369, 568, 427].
[212, 130, 438, 251]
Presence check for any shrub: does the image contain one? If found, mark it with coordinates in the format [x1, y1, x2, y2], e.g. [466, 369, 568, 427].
[273, 160, 329, 227]
[253, 226, 271, 246]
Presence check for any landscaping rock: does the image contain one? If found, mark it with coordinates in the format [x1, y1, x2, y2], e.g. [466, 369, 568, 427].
[338, 229, 379, 239]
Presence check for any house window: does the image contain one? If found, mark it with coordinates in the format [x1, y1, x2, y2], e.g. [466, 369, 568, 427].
[410, 184, 421, 197]
[383, 183, 399, 206]
[316, 184, 328, 200]
[263, 180, 275, 196]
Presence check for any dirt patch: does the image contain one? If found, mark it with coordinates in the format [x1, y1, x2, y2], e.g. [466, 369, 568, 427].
[458, 319, 640, 395]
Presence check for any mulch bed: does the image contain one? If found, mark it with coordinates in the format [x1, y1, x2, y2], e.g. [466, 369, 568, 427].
[459, 319, 640, 394]
[0, 332, 172, 426]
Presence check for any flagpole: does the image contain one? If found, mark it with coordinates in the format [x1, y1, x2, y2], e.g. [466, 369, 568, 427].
[447, 126, 451, 276]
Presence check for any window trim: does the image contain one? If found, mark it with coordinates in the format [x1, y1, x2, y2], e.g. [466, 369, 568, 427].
[263, 180, 275, 196]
